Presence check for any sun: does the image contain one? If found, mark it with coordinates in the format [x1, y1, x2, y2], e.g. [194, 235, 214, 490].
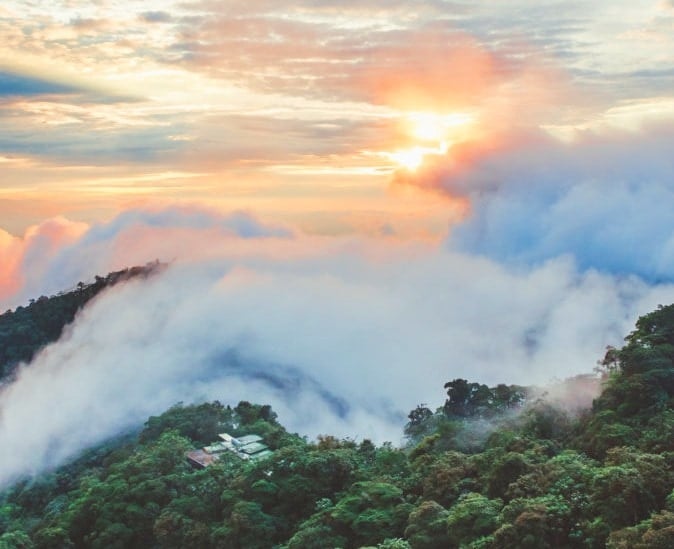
[382, 111, 473, 171]
[408, 112, 472, 142]
[386, 147, 426, 171]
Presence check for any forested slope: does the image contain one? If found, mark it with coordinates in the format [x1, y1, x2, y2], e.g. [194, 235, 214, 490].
[1, 294, 673, 547]
[0, 262, 164, 381]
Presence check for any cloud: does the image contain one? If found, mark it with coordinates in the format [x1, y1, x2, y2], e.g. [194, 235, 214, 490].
[0, 217, 88, 308]
[139, 11, 174, 23]
[69, 18, 109, 32]
[1, 206, 674, 486]
[397, 124, 674, 282]
[164, 1, 650, 116]
[0, 69, 139, 104]
[0, 0, 669, 184]
[0, 206, 291, 311]
[0, 229, 22, 305]
[0, 1, 670, 489]
[349, 27, 509, 112]
[0, 97, 175, 164]
[168, 12, 542, 113]
[0, 71, 79, 98]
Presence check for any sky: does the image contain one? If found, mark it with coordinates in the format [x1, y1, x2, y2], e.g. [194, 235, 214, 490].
[0, 0, 672, 236]
[0, 1, 674, 484]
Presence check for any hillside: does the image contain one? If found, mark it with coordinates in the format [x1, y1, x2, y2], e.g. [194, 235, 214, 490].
[0, 293, 673, 547]
[0, 262, 165, 382]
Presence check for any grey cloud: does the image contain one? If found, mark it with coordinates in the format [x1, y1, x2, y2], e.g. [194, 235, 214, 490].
[176, 114, 395, 167]
[79, 207, 292, 241]
[0, 106, 177, 164]
[140, 11, 174, 23]
[69, 18, 107, 30]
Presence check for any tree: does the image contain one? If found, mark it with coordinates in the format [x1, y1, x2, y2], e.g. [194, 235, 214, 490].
[404, 501, 451, 549]
[420, 451, 478, 508]
[487, 452, 529, 500]
[140, 402, 235, 445]
[590, 448, 672, 530]
[607, 510, 674, 549]
[445, 492, 502, 547]
[444, 379, 484, 417]
[0, 531, 35, 549]
[405, 405, 434, 439]
[285, 522, 347, 549]
[213, 501, 275, 549]
[493, 495, 572, 549]
[330, 482, 410, 546]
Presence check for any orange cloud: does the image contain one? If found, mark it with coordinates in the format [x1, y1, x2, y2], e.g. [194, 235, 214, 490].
[390, 127, 550, 202]
[355, 29, 503, 112]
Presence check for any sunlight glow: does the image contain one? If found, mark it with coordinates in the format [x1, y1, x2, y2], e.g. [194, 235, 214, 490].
[380, 111, 473, 171]
[384, 142, 450, 171]
[387, 148, 426, 171]
[407, 112, 474, 142]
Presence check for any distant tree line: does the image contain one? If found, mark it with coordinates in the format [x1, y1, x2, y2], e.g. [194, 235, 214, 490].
[0, 261, 165, 381]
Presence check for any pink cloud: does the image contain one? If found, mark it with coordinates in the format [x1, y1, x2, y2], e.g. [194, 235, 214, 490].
[0, 229, 22, 305]
[0, 217, 88, 308]
[0, 206, 291, 311]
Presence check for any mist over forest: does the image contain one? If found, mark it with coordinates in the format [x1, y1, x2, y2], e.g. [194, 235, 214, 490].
[2, 0, 674, 546]
[1, 278, 674, 547]
[1, 206, 673, 487]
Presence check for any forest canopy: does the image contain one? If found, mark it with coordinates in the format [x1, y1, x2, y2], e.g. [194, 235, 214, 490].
[0, 282, 673, 548]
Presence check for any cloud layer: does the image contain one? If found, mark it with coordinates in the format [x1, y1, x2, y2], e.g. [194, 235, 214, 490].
[0, 0, 671, 229]
[395, 124, 674, 282]
[0, 207, 290, 311]
[1, 206, 674, 486]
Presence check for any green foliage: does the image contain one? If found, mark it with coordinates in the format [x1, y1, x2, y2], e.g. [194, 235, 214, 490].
[0, 263, 164, 381]
[330, 481, 409, 546]
[445, 492, 502, 547]
[443, 379, 526, 420]
[0, 530, 34, 549]
[2, 301, 674, 548]
[419, 451, 478, 508]
[285, 520, 347, 549]
[404, 405, 434, 439]
[578, 304, 674, 458]
[486, 452, 529, 500]
[520, 402, 572, 442]
[494, 495, 574, 548]
[214, 500, 276, 548]
[607, 510, 674, 549]
[376, 538, 412, 548]
[140, 401, 235, 445]
[404, 501, 450, 549]
[589, 447, 672, 530]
